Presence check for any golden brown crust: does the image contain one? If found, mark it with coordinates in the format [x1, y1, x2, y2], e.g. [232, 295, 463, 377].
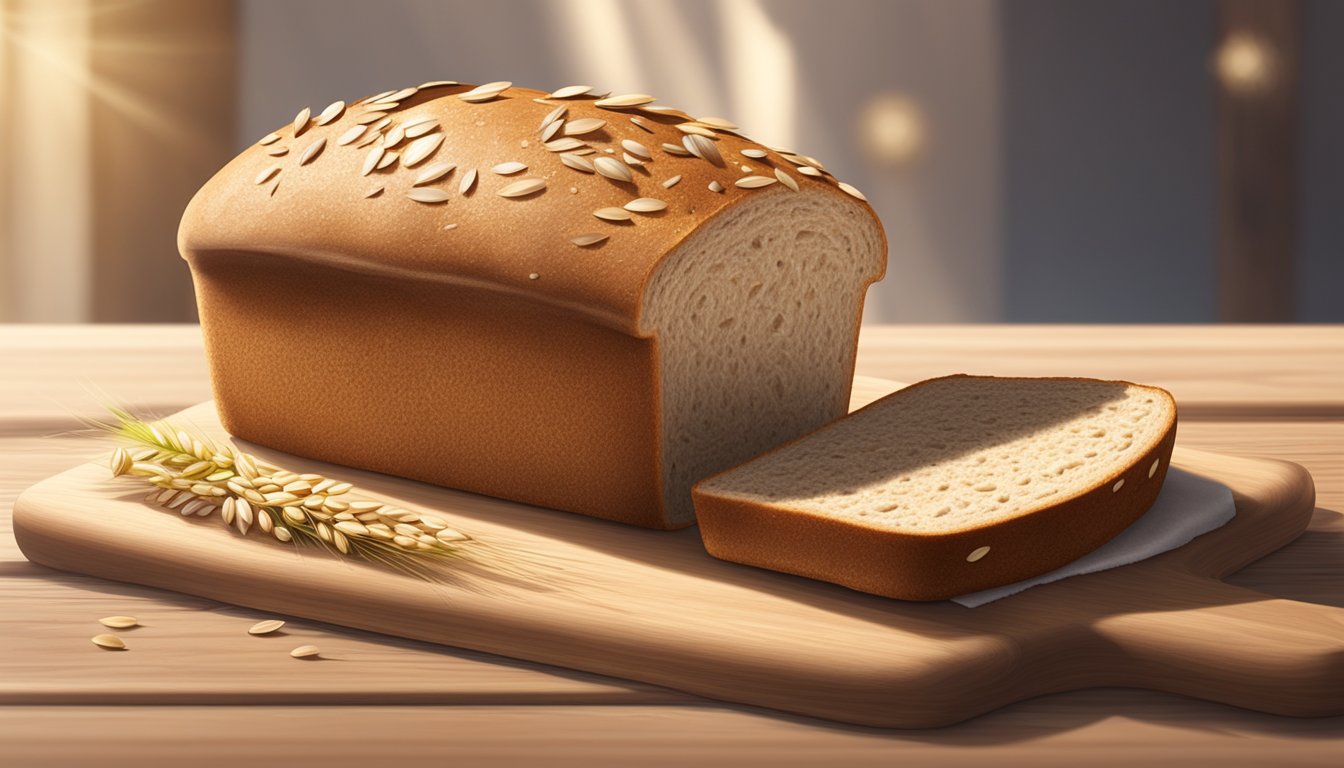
[193, 251, 676, 529]
[693, 375, 1180, 600]
[178, 82, 881, 337]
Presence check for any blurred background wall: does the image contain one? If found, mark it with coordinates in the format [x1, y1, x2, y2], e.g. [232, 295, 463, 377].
[0, 0, 1339, 324]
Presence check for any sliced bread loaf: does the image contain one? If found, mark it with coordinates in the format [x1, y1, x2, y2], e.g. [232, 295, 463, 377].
[693, 375, 1178, 601]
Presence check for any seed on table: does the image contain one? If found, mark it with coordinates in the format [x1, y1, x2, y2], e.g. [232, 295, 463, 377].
[290, 644, 320, 658]
[249, 619, 286, 636]
[92, 634, 126, 650]
[99, 616, 138, 629]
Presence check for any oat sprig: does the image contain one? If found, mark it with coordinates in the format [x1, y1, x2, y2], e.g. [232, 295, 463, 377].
[94, 407, 472, 581]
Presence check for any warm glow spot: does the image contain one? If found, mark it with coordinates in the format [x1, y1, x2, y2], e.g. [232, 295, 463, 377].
[1215, 33, 1275, 93]
[858, 93, 925, 166]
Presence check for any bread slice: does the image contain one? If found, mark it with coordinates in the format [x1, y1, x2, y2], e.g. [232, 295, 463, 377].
[693, 375, 1178, 601]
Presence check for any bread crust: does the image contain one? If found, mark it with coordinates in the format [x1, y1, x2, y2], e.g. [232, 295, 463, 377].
[693, 375, 1180, 600]
[194, 251, 672, 527]
[178, 82, 883, 338]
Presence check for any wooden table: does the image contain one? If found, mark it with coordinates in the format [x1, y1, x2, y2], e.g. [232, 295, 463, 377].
[2, 325, 1341, 766]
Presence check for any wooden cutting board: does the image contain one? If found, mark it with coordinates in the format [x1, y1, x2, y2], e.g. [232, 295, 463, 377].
[12, 377, 1340, 728]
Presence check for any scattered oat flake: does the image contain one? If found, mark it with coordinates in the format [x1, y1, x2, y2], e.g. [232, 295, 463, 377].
[708, 180, 724, 193]
[444, 223, 458, 230]
[99, 616, 138, 629]
[528, 272, 540, 280]
[621, 139, 652, 160]
[292, 107, 311, 136]
[563, 117, 607, 136]
[543, 137, 586, 152]
[775, 167, 799, 191]
[407, 188, 450, 204]
[630, 116, 654, 133]
[336, 125, 366, 146]
[92, 634, 125, 650]
[541, 120, 564, 143]
[460, 168, 478, 194]
[355, 111, 388, 125]
[622, 152, 644, 166]
[249, 619, 286, 635]
[419, 80, 458, 89]
[376, 150, 399, 170]
[402, 133, 444, 167]
[255, 166, 280, 185]
[683, 134, 724, 166]
[492, 161, 527, 175]
[458, 81, 511, 102]
[662, 142, 692, 156]
[798, 165, 823, 177]
[290, 644, 320, 659]
[258, 132, 282, 146]
[838, 181, 868, 201]
[675, 122, 716, 138]
[549, 85, 593, 99]
[361, 146, 384, 176]
[405, 121, 439, 139]
[742, 148, 768, 159]
[560, 153, 595, 173]
[540, 105, 568, 131]
[662, 175, 681, 189]
[736, 175, 777, 189]
[364, 186, 384, 198]
[593, 156, 633, 183]
[801, 155, 828, 172]
[497, 178, 546, 198]
[373, 87, 419, 105]
[572, 233, 609, 247]
[624, 197, 667, 213]
[594, 207, 632, 222]
[414, 161, 456, 186]
[595, 93, 655, 108]
[298, 137, 326, 165]
[315, 100, 345, 125]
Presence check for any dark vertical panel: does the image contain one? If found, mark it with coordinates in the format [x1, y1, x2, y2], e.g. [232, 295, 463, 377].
[90, 0, 236, 322]
[1216, 0, 1298, 322]
[1297, 0, 1344, 322]
[1001, 0, 1217, 322]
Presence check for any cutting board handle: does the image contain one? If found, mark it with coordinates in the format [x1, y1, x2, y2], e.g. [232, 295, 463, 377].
[1092, 573, 1344, 717]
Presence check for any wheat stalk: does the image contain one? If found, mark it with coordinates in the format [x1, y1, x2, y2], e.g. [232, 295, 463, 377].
[95, 407, 473, 580]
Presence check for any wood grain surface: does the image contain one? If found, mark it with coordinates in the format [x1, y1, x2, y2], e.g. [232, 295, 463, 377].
[2, 325, 1341, 764]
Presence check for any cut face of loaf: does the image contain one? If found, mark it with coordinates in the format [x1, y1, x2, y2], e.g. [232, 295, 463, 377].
[694, 375, 1179, 600]
[644, 191, 885, 525]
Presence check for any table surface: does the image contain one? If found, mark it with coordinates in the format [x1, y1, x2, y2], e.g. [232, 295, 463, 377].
[1, 324, 1340, 767]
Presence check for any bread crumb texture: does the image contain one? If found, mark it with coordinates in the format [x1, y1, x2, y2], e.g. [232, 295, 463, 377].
[699, 376, 1176, 534]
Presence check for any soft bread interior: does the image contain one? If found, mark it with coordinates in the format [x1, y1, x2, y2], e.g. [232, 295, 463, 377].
[641, 189, 886, 525]
[696, 377, 1176, 533]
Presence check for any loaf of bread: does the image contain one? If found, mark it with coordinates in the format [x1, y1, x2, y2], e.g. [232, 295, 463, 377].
[693, 375, 1178, 600]
[178, 81, 887, 529]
